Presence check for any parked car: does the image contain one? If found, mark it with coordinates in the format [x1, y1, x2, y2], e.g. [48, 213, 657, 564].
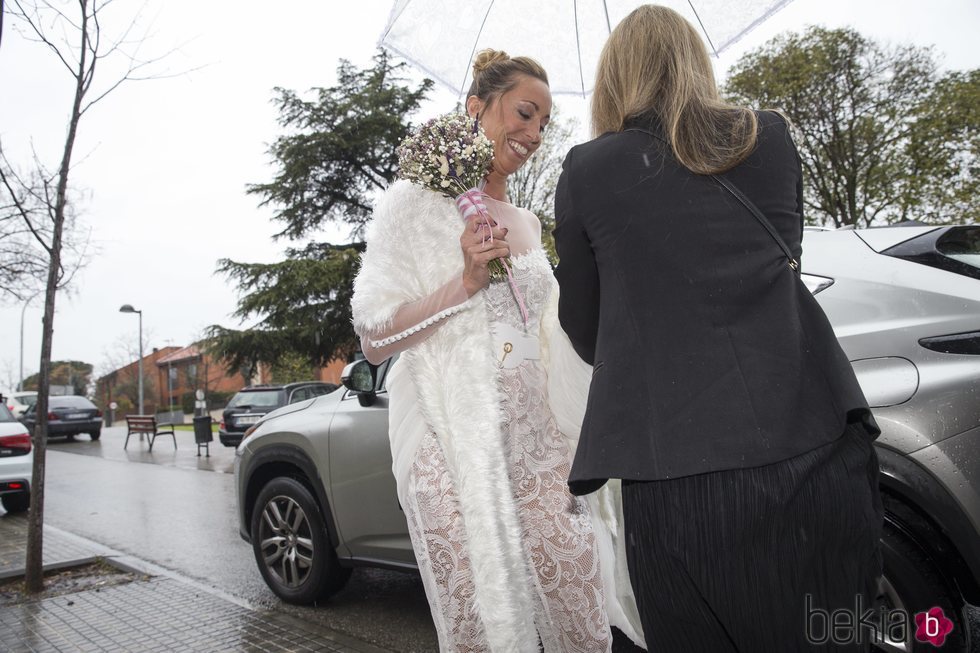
[219, 382, 338, 447]
[235, 224, 980, 652]
[4, 391, 38, 419]
[0, 403, 33, 513]
[798, 224, 979, 652]
[20, 395, 102, 441]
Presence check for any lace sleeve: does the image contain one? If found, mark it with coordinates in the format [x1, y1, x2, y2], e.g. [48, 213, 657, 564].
[358, 277, 471, 364]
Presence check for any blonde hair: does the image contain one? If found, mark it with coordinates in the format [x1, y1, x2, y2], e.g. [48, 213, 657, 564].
[591, 5, 757, 175]
[467, 48, 549, 105]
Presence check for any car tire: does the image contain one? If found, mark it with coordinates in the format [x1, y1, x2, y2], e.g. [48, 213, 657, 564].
[1, 492, 30, 513]
[250, 477, 351, 604]
[90, 430, 101, 441]
[875, 520, 969, 653]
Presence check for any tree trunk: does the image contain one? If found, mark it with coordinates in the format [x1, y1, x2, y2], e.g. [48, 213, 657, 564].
[24, 0, 89, 594]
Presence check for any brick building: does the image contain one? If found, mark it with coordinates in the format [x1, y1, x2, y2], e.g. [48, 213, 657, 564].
[155, 345, 249, 412]
[95, 346, 180, 417]
[98, 344, 350, 418]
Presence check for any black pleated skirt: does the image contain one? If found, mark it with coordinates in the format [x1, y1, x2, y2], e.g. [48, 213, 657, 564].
[622, 423, 883, 652]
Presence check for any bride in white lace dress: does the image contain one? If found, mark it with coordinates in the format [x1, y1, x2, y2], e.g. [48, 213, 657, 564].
[351, 50, 633, 652]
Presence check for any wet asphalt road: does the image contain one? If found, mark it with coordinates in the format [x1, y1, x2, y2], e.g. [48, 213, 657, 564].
[38, 425, 978, 652]
[43, 426, 440, 652]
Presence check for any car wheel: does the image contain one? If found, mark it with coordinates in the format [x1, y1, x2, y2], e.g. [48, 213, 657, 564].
[1, 492, 30, 513]
[250, 477, 351, 604]
[873, 521, 968, 653]
[90, 430, 101, 441]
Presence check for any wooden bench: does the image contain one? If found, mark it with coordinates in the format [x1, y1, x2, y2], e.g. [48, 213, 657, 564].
[124, 415, 176, 452]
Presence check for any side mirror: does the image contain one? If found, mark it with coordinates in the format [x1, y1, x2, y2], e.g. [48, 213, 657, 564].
[341, 360, 378, 407]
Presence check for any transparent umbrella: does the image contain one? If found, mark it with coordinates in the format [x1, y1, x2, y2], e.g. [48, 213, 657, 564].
[379, 0, 796, 97]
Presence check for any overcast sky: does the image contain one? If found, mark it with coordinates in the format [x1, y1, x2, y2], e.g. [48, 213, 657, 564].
[1, 0, 977, 389]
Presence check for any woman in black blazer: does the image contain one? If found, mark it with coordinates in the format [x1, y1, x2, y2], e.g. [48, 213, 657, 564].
[554, 6, 883, 651]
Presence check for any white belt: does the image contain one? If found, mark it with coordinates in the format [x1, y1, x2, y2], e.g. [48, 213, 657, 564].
[492, 322, 539, 369]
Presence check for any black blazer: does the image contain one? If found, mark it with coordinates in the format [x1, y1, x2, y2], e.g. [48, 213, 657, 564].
[554, 111, 877, 495]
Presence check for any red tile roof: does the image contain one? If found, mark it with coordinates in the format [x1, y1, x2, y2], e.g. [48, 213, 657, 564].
[155, 344, 202, 365]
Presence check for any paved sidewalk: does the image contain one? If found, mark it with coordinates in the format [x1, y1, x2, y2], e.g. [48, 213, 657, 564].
[0, 513, 393, 653]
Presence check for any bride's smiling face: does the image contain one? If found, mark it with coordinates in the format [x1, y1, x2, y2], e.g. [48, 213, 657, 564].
[467, 75, 552, 177]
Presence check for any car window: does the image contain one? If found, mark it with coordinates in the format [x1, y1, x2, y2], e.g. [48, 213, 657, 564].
[886, 225, 980, 280]
[0, 404, 16, 422]
[16, 393, 37, 407]
[49, 396, 96, 409]
[227, 389, 284, 409]
[937, 226, 980, 270]
[290, 388, 310, 403]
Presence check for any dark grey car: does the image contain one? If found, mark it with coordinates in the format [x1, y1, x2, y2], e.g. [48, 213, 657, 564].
[21, 395, 102, 441]
[219, 382, 337, 447]
[236, 224, 979, 652]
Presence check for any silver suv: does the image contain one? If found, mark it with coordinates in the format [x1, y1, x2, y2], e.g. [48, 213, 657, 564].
[235, 224, 979, 651]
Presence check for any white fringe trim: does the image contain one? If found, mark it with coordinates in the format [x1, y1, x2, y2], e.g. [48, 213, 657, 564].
[368, 303, 467, 348]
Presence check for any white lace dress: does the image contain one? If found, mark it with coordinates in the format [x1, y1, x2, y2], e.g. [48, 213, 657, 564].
[359, 198, 612, 652]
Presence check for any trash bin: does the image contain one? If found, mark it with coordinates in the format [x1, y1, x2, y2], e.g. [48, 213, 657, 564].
[193, 415, 213, 457]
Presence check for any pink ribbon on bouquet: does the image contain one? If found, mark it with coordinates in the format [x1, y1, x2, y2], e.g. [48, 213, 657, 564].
[455, 185, 529, 327]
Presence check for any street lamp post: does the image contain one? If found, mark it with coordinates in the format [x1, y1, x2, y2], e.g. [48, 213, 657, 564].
[164, 339, 174, 412]
[19, 293, 39, 392]
[119, 304, 144, 415]
[19, 299, 30, 392]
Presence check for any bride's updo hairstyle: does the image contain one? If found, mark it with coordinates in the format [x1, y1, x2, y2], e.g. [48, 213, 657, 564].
[466, 48, 548, 109]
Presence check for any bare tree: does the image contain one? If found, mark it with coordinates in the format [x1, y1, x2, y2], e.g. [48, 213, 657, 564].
[0, 165, 56, 300]
[0, 151, 92, 300]
[94, 332, 158, 415]
[1, 0, 177, 593]
[0, 358, 18, 391]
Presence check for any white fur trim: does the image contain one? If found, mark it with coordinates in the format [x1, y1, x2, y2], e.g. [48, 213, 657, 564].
[351, 180, 539, 651]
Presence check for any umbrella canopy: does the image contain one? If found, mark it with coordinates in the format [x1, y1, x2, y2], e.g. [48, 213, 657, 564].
[379, 0, 795, 97]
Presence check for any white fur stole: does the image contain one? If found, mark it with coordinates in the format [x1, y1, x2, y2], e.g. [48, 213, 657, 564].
[351, 180, 539, 652]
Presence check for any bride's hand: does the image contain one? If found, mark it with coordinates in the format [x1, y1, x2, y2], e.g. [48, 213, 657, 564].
[460, 214, 509, 296]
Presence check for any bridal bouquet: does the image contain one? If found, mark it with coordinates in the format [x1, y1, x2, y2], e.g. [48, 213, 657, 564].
[397, 112, 495, 199]
[397, 113, 513, 283]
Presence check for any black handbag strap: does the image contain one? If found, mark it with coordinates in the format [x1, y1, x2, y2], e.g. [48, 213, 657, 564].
[625, 127, 800, 274]
[709, 174, 800, 274]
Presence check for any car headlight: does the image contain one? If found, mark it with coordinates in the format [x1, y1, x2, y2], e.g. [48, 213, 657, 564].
[801, 273, 835, 295]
